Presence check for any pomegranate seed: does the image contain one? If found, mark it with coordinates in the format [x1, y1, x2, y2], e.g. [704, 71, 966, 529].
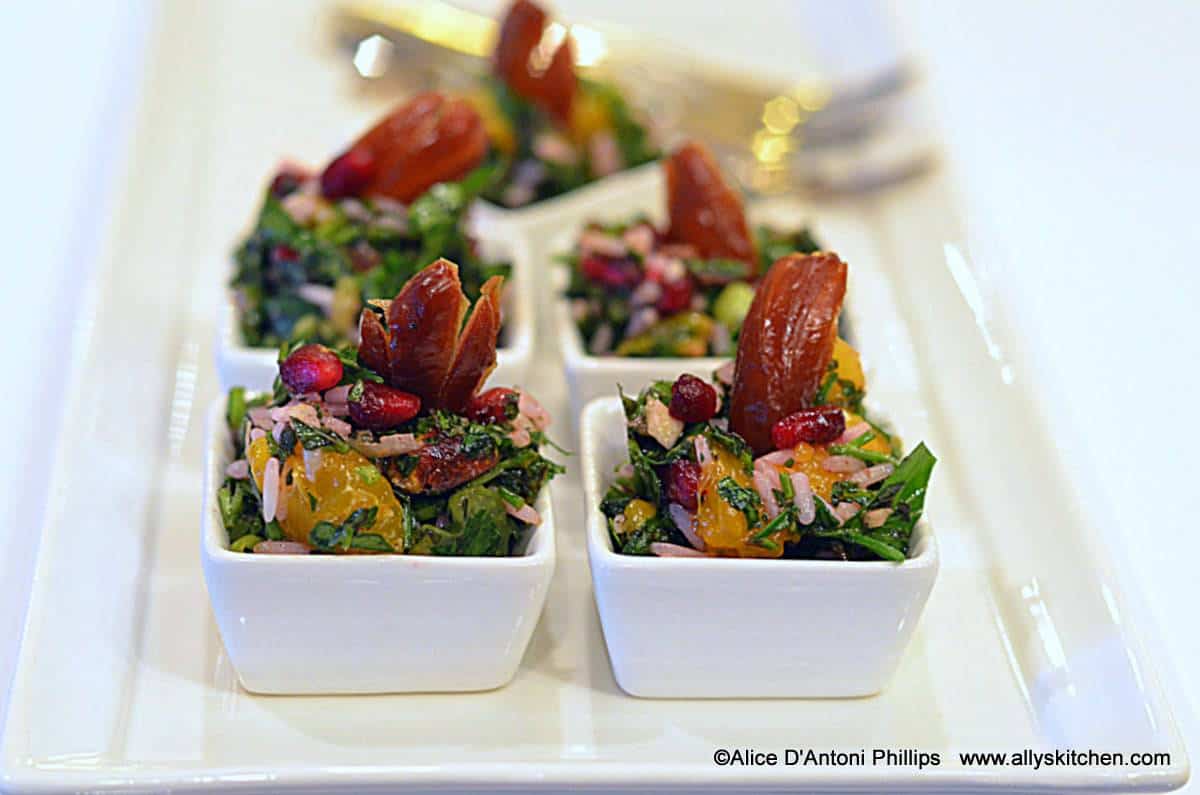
[656, 278, 694, 314]
[348, 382, 422, 429]
[271, 244, 299, 264]
[270, 168, 304, 198]
[771, 406, 846, 449]
[669, 374, 718, 423]
[664, 459, 702, 511]
[580, 255, 640, 289]
[279, 344, 343, 395]
[320, 147, 375, 199]
[466, 387, 519, 424]
[268, 168, 307, 199]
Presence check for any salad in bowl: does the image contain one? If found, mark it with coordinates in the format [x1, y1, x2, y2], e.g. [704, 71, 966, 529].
[561, 141, 821, 359]
[581, 252, 938, 697]
[223, 92, 530, 390]
[219, 259, 560, 556]
[555, 140, 823, 415]
[471, 0, 661, 209]
[600, 252, 932, 561]
[204, 259, 560, 693]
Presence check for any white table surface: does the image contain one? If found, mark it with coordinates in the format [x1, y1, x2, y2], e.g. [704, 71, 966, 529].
[0, 1, 1195, 791]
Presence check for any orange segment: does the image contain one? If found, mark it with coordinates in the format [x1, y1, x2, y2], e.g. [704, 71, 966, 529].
[693, 442, 780, 558]
[246, 436, 406, 553]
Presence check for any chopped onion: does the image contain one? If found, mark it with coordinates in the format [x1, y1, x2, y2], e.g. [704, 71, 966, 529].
[834, 502, 861, 522]
[650, 542, 708, 558]
[819, 497, 842, 526]
[249, 428, 266, 442]
[822, 455, 866, 473]
[271, 403, 319, 427]
[756, 449, 794, 467]
[694, 434, 714, 467]
[509, 427, 532, 448]
[518, 390, 551, 430]
[625, 306, 660, 338]
[296, 284, 335, 315]
[622, 224, 655, 256]
[589, 130, 624, 176]
[281, 191, 321, 225]
[225, 459, 249, 479]
[865, 508, 893, 528]
[248, 407, 273, 430]
[588, 323, 614, 356]
[505, 502, 542, 525]
[532, 131, 578, 165]
[349, 433, 421, 458]
[710, 322, 732, 356]
[630, 280, 663, 307]
[322, 401, 349, 418]
[579, 229, 627, 258]
[838, 422, 871, 444]
[790, 472, 815, 525]
[324, 385, 352, 404]
[645, 398, 684, 449]
[668, 502, 705, 551]
[714, 360, 736, 386]
[262, 457, 280, 522]
[322, 416, 352, 438]
[253, 540, 311, 554]
[848, 463, 895, 487]
[644, 253, 686, 283]
[753, 460, 782, 519]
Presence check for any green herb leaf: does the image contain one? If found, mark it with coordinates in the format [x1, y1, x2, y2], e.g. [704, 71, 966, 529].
[291, 419, 351, 453]
[716, 476, 762, 528]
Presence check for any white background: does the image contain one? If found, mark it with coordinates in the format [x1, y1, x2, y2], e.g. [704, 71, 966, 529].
[1, 0, 1195, 790]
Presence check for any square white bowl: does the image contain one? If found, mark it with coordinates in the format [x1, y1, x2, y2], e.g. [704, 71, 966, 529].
[580, 396, 938, 699]
[200, 397, 556, 695]
[216, 231, 535, 393]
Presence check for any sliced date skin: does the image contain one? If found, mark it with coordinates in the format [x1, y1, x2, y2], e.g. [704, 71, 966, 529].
[387, 435, 500, 495]
[492, 0, 576, 125]
[354, 259, 506, 416]
[438, 275, 504, 413]
[336, 92, 488, 203]
[663, 142, 756, 272]
[385, 259, 469, 408]
[728, 252, 848, 455]
[358, 309, 391, 382]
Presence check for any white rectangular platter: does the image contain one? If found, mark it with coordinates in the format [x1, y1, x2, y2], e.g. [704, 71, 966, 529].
[0, 2, 1188, 792]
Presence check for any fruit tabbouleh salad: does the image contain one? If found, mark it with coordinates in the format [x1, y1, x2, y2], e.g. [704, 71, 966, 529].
[218, 259, 561, 556]
[560, 141, 820, 357]
[232, 92, 509, 350]
[470, 0, 659, 208]
[600, 252, 935, 561]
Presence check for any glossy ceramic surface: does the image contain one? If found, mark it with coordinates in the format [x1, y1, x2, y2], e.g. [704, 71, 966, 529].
[200, 399, 555, 695]
[581, 397, 938, 698]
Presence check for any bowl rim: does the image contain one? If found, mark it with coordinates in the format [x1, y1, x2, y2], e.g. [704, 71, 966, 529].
[580, 395, 939, 574]
[554, 282, 728, 376]
[201, 396, 556, 570]
[472, 159, 662, 223]
[218, 224, 535, 366]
